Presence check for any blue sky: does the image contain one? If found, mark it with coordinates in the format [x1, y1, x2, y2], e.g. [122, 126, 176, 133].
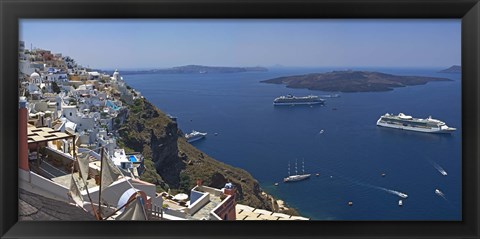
[20, 19, 461, 69]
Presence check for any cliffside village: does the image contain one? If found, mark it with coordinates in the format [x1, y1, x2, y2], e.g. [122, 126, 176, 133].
[17, 41, 308, 221]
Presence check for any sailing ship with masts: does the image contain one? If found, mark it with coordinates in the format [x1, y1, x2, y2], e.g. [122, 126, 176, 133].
[284, 159, 311, 182]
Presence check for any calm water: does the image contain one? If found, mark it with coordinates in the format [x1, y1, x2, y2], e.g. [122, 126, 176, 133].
[124, 67, 461, 220]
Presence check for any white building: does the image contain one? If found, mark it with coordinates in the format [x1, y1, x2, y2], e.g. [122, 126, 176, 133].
[30, 72, 42, 84]
[45, 68, 68, 83]
[20, 61, 45, 76]
[61, 105, 96, 132]
[111, 69, 122, 82]
[96, 129, 117, 155]
[26, 72, 44, 95]
[87, 71, 101, 80]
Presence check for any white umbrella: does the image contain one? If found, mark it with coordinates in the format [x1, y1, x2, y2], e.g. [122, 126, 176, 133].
[173, 193, 189, 201]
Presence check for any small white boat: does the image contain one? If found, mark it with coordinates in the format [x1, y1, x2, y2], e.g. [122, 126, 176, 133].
[398, 200, 403, 206]
[398, 192, 408, 199]
[321, 94, 340, 98]
[435, 188, 447, 200]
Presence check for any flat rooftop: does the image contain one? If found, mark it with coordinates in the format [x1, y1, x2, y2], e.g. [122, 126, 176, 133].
[235, 204, 309, 221]
[188, 195, 222, 220]
[27, 124, 73, 144]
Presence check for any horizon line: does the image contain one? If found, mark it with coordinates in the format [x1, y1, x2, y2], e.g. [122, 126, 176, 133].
[96, 65, 461, 71]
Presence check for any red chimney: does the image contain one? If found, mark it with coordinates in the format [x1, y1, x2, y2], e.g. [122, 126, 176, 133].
[18, 97, 29, 171]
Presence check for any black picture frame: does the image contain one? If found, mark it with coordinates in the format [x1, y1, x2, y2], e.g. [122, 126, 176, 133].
[1, 0, 479, 238]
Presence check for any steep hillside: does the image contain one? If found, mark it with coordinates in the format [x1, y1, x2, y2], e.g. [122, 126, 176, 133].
[116, 98, 276, 210]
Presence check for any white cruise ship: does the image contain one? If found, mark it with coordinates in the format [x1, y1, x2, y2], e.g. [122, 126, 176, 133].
[185, 130, 207, 143]
[273, 94, 325, 106]
[376, 113, 456, 134]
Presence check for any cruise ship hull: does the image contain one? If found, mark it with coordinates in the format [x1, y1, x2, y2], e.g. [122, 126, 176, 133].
[273, 94, 325, 106]
[187, 136, 206, 143]
[274, 101, 324, 106]
[376, 121, 455, 134]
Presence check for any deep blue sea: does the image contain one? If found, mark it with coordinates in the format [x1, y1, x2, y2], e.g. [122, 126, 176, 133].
[123, 67, 461, 220]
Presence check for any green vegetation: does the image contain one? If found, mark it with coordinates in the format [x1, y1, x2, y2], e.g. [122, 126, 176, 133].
[139, 158, 164, 186]
[51, 81, 61, 94]
[178, 173, 191, 193]
[116, 140, 134, 153]
[130, 98, 144, 114]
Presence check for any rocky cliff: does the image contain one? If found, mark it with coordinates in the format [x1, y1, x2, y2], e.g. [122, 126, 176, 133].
[116, 98, 276, 210]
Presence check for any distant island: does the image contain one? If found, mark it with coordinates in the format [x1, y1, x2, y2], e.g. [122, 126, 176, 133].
[438, 65, 461, 73]
[119, 65, 268, 75]
[261, 70, 451, 92]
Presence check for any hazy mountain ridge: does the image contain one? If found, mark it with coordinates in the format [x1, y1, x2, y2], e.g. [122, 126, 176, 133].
[117, 65, 268, 75]
[438, 65, 461, 73]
